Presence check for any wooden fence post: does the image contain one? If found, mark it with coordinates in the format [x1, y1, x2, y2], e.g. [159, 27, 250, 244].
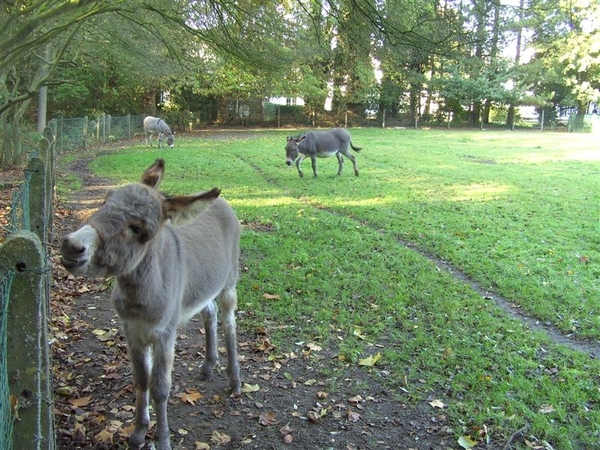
[82, 116, 89, 149]
[27, 158, 46, 243]
[106, 114, 112, 143]
[0, 231, 54, 449]
[38, 127, 55, 238]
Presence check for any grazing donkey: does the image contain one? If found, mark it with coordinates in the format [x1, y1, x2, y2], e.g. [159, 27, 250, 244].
[285, 128, 361, 178]
[60, 159, 241, 450]
[144, 116, 175, 148]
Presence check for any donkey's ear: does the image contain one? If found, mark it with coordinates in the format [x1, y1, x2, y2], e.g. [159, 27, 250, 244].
[141, 158, 165, 189]
[162, 188, 221, 225]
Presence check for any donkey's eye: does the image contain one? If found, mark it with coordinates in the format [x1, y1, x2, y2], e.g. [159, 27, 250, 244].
[129, 224, 142, 235]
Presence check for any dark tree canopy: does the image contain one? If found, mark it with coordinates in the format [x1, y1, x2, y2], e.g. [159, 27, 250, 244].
[1, 0, 599, 166]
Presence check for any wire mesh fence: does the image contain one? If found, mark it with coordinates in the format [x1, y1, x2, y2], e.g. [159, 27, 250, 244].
[0, 127, 56, 449]
[48, 113, 145, 154]
[0, 271, 15, 449]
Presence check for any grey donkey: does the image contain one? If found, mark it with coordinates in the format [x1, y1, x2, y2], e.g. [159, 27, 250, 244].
[285, 127, 361, 177]
[60, 159, 241, 449]
[144, 116, 175, 148]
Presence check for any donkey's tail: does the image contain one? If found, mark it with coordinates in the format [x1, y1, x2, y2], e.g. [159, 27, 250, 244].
[350, 142, 362, 152]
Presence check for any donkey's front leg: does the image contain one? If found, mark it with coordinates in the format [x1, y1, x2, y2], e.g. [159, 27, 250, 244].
[127, 343, 151, 448]
[295, 157, 305, 178]
[220, 287, 241, 394]
[199, 301, 219, 380]
[151, 336, 176, 450]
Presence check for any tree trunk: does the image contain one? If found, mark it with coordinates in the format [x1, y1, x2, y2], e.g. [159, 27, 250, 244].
[37, 44, 52, 133]
[507, 0, 525, 129]
[216, 95, 232, 123]
[145, 83, 158, 115]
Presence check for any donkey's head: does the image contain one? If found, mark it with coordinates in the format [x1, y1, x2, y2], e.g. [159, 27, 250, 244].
[60, 159, 220, 278]
[165, 132, 175, 148]
[285, 135, 305, 166]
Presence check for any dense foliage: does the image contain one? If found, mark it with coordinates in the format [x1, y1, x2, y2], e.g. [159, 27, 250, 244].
[1, 0, 599, 167]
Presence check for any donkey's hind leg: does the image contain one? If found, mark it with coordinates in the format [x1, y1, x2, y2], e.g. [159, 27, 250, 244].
[343, 151, 359, 176]
[219, 287, 241, 394]
[336, 152, 345, 176]
[199, 300, 218, 380]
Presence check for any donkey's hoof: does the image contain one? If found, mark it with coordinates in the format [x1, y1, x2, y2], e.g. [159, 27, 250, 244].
[129, 431, 146, 448]
[198, 364, 214, 381]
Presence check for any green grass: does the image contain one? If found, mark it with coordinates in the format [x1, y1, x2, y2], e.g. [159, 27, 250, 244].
[66, 129, 600, 448]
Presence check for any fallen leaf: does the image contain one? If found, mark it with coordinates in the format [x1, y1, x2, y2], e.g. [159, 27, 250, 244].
[74, 422, 86, 436]
[241, 383, 260, 393]
[10, 395, 18, 419]
[56, 386, 74, 396]
[195, 442, 211, 450]
[458, 435, 478, 449]
[211, 430, 231, 445]
[69, 396, 92, 407]
[348, 395, 363, 405]
[358, 353, 382, 367]
[119, 423, 135, 439]
[539, 404, 555, 414]
[307, 407, 329, 423]
[178, 389, 203, 406]
[279, 424, 294, 435]
[262, 293, 280, 300]
[283, 433, 293, 444]
[305, 342, 322, 352]
[353, 328, 367, 340]
[429, 399, 446, 409]
[259, 411, 279, 426]
[93, 428, 114, 444]
[307, 411, 321, 423]
[95, 329, 117, 342]
[347, 408, 361, 422]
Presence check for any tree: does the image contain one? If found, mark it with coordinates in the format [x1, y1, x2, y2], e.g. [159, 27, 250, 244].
[0, 0, 295, 168]
[521, 0, 600, 128]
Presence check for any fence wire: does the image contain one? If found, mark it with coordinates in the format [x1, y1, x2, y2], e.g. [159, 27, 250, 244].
[8, 170, 31, 233]
[49, 114, 145, 154]
[0, 272, 15, 450]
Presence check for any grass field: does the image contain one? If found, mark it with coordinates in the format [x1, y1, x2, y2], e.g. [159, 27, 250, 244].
[69, 128, 599, 448]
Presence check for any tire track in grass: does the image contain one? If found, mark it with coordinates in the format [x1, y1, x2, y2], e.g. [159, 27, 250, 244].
[239, 155, 600, 359]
